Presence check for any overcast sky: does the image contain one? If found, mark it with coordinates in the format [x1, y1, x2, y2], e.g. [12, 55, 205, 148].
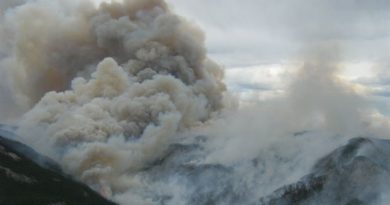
[164, 0, 390, 107]
[64, 0, 390, 114]
[167, 0, 390, 66]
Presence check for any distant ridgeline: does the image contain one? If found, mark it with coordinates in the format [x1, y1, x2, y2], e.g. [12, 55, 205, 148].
[1, 124, 389, 205]
[260, 137, 390, 205]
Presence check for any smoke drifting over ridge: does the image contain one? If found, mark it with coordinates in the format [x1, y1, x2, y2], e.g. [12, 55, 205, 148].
[1, 0, 226, 201]
[1, 0, 390, 204]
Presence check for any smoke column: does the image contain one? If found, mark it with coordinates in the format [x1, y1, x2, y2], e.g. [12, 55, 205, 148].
[1, 0, 225, 202]
[0, 0, 390, 204]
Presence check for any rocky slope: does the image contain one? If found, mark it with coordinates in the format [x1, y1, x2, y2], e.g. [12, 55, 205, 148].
[260, 137, 390, 205]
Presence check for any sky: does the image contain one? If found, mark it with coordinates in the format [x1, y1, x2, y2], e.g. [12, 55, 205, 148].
[56, 0, 390, 113]
[1, 1, 390, 203]
[167, 0, 390, 62]
[90, 1, 390, 63]
[161, 0, 390, 111]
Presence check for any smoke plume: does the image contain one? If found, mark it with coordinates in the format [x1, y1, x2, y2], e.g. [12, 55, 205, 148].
[1, 0, 225, 201]
[0, 0, 390, 204]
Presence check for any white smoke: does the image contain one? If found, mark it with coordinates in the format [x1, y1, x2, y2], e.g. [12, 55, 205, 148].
[193, 44, 390, 202]
[0, 0, 389, 204]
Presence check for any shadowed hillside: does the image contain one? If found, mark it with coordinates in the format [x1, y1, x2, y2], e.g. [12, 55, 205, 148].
[0, 134, 117, 205]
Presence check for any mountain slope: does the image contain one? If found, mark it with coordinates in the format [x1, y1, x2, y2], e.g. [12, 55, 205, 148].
[261, 137, 390, 205]
[0, 133, 117, 205]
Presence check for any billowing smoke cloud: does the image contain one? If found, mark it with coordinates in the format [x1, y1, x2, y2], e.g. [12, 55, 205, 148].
[0, 0, 225, 201]
[1, 0, 390, 204]
[0, 0, 224, 115]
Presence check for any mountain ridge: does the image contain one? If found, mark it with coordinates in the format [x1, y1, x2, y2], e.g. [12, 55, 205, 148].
[0, 131, 117, 205]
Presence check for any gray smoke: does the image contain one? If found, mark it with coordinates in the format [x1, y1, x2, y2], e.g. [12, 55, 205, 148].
[0, 0, 225, 202]
[0, 0, 390, 204]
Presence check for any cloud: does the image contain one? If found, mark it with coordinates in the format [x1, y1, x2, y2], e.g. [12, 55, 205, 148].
[167, 0, 390, 66]
[1, 0, 390, 204]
